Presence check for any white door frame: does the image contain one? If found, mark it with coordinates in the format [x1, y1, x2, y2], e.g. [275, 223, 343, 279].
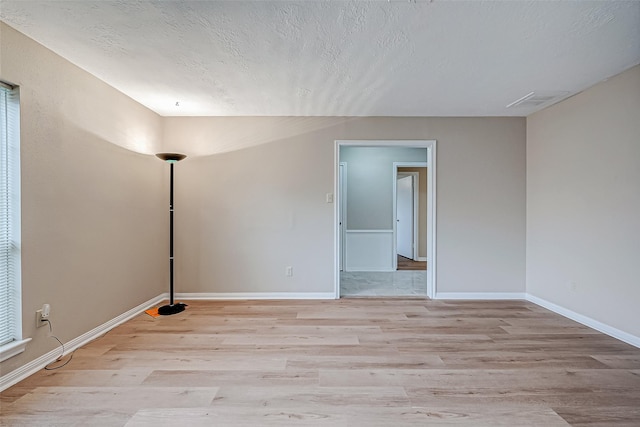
[394, 169, 421, 266]
[334, 140, 437, 299]
[339, 162, 347, 271]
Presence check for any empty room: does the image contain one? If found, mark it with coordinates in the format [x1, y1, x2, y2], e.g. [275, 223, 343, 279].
[1, 1, 639, 425]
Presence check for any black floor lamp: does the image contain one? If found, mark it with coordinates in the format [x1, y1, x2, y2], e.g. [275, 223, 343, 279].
[156, 152, 187, 315]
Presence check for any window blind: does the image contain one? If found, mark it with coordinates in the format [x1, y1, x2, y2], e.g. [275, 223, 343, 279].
[0, 83, 21, 347]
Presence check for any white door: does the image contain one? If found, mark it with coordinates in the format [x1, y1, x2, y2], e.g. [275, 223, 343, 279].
[396, 175, 413, 259]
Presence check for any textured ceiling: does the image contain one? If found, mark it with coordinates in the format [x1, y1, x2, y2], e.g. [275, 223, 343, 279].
[1, 0, 639, 117]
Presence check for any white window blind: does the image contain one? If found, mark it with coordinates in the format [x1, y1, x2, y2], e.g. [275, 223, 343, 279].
[0, 83, 21, 347]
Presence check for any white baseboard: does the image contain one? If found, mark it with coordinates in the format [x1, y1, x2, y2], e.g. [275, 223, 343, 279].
[175, 292, 336, 300]
[0, 294, 166, 392]
[435, 292, 527, 300]
[432, 291, 639, 348]
[417, 257, 427, 262]
[525, 294, 640, 349]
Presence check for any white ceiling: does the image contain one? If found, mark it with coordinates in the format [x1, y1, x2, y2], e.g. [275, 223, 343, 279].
[1, 0, 639, 117]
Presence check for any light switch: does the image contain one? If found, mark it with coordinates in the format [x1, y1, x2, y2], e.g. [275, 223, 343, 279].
[326, 193, 334, 203]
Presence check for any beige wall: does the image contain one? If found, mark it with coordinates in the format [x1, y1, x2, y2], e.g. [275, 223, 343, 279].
[527, 65, 640, 338]
[399, 167, 427, 259]
[167, 116, 526, 294]
[0, 23, 166, 376]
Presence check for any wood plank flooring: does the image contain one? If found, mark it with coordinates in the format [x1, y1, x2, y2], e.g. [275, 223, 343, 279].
[2, 299, 640, 426]
[397, 255, 426, 270]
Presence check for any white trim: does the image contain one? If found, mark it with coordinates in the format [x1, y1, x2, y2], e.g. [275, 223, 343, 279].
[0, 338, 31, 363]
[335, 140, 435, 147]
[0, 294, 165, 392]
[435, 292, 527, 300]
[175, 292, 336, 300]
[339, 162, 347, 272]
[417, 257, 427, 262]
[334, 140, 437, 299]
[334, 144, 341, 298]
[432, 292, 640, 349]
[427, 143, 436, 299]
[526, 294, 640, 349]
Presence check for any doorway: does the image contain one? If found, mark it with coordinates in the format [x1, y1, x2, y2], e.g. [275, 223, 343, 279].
[393, 164, 428, 270]
[396, 174, 416, 260]
[334, 140, 437, 299]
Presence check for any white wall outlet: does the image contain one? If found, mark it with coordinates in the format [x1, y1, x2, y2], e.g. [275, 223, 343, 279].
[36, 310, 46, 328]
[286, 266, 293, 277]
[326, 193, 334, 203]
[41, 304, 50, 319]
[36, 303, 50, 327]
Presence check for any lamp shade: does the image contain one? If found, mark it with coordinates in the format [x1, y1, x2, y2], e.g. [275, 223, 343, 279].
[156, 153, 186, 162]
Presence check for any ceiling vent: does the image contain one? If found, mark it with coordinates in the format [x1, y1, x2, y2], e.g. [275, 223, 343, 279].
[506, 91, 570, 109]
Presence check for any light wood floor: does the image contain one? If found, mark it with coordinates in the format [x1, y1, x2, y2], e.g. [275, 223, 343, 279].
[2, 299, 640, 426]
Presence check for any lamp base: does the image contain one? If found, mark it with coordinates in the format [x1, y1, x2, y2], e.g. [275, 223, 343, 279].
[158, 303, 187, 316]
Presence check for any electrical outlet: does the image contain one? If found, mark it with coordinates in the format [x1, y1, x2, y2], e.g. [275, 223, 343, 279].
[36, 304, 50, 328]
[36, 310, 47, 328]
[41, 303, 50, 319]
[286, 266, 293, 277]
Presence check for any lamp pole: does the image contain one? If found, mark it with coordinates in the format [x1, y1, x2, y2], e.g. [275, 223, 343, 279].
[156, 153, 187, 315]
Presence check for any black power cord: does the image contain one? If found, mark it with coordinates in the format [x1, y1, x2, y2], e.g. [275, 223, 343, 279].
[42, 319, 74, 370]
